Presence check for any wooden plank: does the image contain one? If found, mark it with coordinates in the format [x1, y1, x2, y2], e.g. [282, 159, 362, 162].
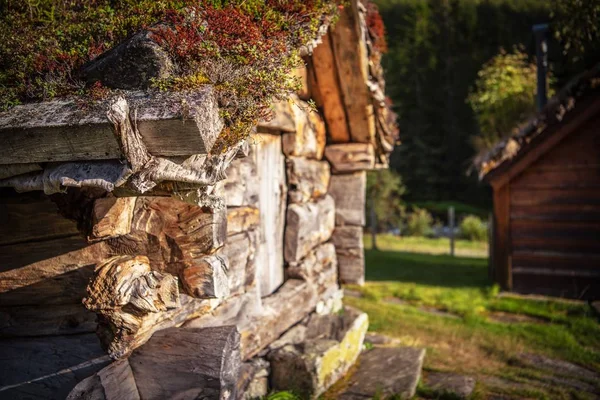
[0, 87, 223, 164]
[510, 188, 600, 207]
[311, 33, 351, 143]
[512, 166, 600, 189]
[512, 272, 600, 300]
[254, 134, 287, 297]
[510, 219, 600, 241]
[512, 251, 600, 272]
[328, 171, 366, 226]
[330, 1, 373, 143]
[511, 203, 600, 222]
[128, 326, 241, 400]
[285, 195, 336, 263]
[325, 143, 375, 173]
[331, 226, 365, 285]
[511, 236, 600, 254]
[0, 303, 97, 337]
[493, 183, 511, 290]
[0, 193, 79, 245]
[286, 157, 330, 204]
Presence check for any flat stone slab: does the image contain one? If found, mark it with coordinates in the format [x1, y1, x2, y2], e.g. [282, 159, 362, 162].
[425, 372, 475, 399]
[339, 346, 425, 399]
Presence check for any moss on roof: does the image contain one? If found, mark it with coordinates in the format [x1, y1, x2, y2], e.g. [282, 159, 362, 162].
[0, 0, 339, 147]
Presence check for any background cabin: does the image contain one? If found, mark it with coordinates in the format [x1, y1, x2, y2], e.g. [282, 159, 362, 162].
[480, 66, 600, 300]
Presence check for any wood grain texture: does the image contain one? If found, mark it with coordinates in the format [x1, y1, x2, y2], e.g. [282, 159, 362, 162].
[181, 254, 230, 299]
[281, 99, 326, 160]
[325, 143, 375, 173]
[330, 1, 373, 143]
[311, 33, 351, 143]
[493, 183, 511, 290]
[285, 195, 335, 264]
[0, 88, 223, 164]
[129, 326, 241, 400]
[328, 171, 366, 226]
[286, 157, 331, 204]
[0, 192, 79, 246]
[226, 207, 260, 236]
[89, 196, 136, 241]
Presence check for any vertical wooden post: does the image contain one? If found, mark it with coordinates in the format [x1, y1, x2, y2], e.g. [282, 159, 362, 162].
[448, 206, 455, 257]
[492, 182, 511, 290]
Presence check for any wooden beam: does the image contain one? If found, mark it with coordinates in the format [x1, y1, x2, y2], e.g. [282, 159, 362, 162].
[324, 143, 375, 173]
[493, 183, 512, 290]
[330, 1, 373, 143]
[0, 87, 223, 164]
[286, 157, 331, 204]
[328, 171, 366, 226]
[311, 33, 351, 143]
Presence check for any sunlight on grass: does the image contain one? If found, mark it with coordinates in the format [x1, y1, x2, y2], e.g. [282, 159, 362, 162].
[346, 248, 600, 399]
[364, 234, 488, 257]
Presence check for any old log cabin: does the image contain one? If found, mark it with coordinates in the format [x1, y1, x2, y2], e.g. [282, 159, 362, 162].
[476, 65, 600, 300]
[0, 1, 398, 399]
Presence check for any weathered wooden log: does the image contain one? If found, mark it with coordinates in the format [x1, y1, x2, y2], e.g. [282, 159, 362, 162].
[330, 1, 374, 144]
[286, 157, 331, 204]
[218, 232, 257, 295]
[241, 279, 319, 359]
[0, 163, 42, 180]
[78, 30, 174, 90]
[269, 307, 369, 399]
[324, 143, 375, 173]
[0, 192, 79, 246]
[226, 207, 260, 236]
[0, 88, 223, 164]
[328, 171, 366, 226]
[281, 99, 326, 160]
[287, 243, 338, 297]
[181, 254, 229, 299]
[293, 65, 311, 101]
[310, 32, 351, 143]
[0, 303, 97, 337]
[257, 99, 296, 134]
[128, 326, 241, 400]
[89, 196, 137, 241]
[284, 195, 335, 263]
[223, 151, 259, 207]
[254, 134, 287, 297]
[83, 255, 180, 359]
[68, 326, 241, 400]
[331, 226, 365, 285]
[0, 333, 109, 400]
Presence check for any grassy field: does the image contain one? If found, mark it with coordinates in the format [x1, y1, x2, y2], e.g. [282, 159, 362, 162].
[344, 236, 600, 399]
[364, 234, 488, 258]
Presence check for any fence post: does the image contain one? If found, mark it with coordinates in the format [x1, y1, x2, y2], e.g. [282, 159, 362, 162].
[448, 206, 455, 257]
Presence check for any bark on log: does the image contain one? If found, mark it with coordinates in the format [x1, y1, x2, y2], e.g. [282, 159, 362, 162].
[83, 255, 180, 359]
[281, 99, 326, 160]
[0, 88, 223, 164]
[284, 195, 335, 263]
[286, 157, 331, 204]
[328, 171, 367, 226]
[324, 143, 375, 173]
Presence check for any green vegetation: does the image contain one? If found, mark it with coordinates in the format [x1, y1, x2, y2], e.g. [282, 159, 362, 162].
[467, 47, 553, 152]
[364, 234, 487, 257]
[0, 0, 339, 148]
[345, 247, 600, 398]
[409, 201, 489, 220]
[459, 215, 487, 242]
[404, 207, 433, 237]
[366, 169, 406, 232]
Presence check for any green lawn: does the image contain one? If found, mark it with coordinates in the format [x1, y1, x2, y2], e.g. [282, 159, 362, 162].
[344, 236, 600, 399]
[364, 234, 488, 258]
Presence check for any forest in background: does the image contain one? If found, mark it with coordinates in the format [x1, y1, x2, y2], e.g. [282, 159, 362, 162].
[374, 0, 596, 208]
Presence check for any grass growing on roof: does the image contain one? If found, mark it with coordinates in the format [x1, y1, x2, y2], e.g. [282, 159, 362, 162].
[0, 0, 340, 147]
[343, 247, 600, 399]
